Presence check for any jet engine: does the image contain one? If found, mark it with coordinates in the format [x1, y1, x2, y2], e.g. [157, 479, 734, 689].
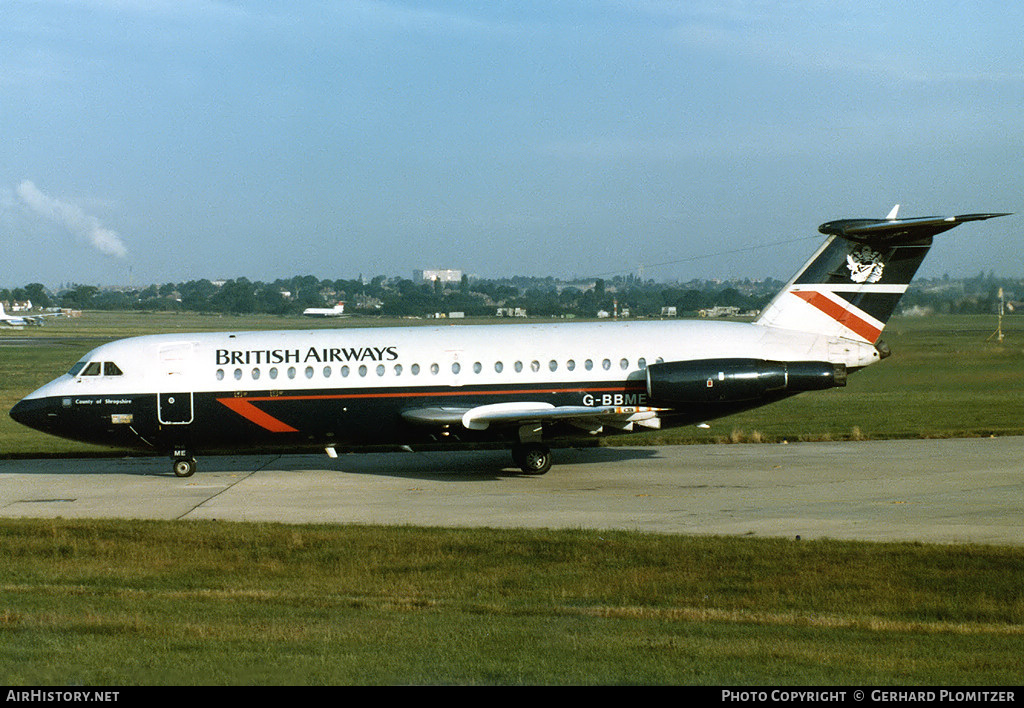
[646, 358, 846, 405]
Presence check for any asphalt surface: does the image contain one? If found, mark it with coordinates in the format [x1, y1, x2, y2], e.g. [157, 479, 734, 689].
[2, 437, 1023, 545]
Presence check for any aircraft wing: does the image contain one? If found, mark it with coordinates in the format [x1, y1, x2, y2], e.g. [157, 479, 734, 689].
[402, 402, 662, 433]
[23, 312, 62, 324]
[1, 311, 62, 326]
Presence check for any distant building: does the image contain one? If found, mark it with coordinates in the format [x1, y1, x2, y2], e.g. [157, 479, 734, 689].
[415, 269, 463, 285]
[700, 306, 741, 318]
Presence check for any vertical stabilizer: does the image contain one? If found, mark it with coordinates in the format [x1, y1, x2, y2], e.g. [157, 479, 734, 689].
[755, 210, 1011, 343]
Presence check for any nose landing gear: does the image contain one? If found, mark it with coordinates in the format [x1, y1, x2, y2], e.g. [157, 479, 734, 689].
[171, 450, 197, 478]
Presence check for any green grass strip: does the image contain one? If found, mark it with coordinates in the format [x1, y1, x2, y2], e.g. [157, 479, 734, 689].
[2, 518, 1022, 685]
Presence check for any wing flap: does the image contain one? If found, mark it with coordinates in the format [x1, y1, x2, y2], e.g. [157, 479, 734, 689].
[402, 402, 662, 431]
[463, 402, 615, 430]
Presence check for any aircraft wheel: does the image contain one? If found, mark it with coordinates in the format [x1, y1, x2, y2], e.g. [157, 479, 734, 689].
[514, 443, 552, 475]
[173, 457, 197, 478]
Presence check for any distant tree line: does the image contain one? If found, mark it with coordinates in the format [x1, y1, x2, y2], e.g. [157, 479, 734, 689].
[898, 272, 1022, 316]
[2, 270, 1020, 319]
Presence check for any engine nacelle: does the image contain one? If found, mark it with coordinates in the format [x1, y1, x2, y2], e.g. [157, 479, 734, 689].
[646, 358, 846, 405]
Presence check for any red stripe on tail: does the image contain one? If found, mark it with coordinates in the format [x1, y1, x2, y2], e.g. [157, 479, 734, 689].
[790, 290, 882, 342]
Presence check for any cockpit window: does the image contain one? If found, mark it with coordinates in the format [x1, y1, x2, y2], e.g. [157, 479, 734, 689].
[71, 361, 124, 377]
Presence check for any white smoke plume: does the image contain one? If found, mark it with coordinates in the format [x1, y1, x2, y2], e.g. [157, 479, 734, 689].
[16, 180, 128, 259]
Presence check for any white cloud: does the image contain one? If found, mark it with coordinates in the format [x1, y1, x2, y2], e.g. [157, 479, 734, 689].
[16, 180, 128, 259]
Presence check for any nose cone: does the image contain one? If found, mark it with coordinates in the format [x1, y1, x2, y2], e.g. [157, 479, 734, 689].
[10, 396, 56, 433]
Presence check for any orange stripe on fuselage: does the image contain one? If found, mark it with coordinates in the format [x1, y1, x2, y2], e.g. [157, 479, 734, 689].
[216, 397, 299, 433]
[790, 290, 881, 343]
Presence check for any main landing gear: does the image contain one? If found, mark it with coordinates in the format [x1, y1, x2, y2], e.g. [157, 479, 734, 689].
[172, 453, 197, 478]
[511, 442, 552, 475]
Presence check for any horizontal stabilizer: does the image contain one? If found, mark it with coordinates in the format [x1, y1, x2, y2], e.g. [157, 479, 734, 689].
[819, 212, 1011, 244]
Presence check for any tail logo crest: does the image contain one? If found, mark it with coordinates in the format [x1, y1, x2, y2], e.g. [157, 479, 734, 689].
[846, 246, 885, 283]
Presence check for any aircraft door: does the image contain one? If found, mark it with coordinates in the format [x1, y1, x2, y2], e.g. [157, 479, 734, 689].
[157, 342, 197, 425]
[158, 392, 194, 425]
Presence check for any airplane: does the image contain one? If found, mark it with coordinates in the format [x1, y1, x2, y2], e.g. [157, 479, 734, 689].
[0, 302, 62, 327]
[9, 207, 1011, 478]
[303, 301, 346, 317]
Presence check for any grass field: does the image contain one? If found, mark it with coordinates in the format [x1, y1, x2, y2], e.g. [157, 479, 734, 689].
[2, 519, 1023, 685]
[2, 311, 1023, 685]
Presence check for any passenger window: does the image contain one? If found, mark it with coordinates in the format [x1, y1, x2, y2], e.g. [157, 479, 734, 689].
[620, 358, 629, 370]
[567, 360, 575, 371]
[602, 359, 611, 370]
[341, 366, 350, 377]
[252, 368, 261, 380]
[305, 366, 314, 379]
[287, 367, 296, 379]
[81, 362, 101, 376]
[395, 364, 403, 376]
[549, 360, 557, 372]
[270, 367, 278, 379]
[216, 369, 225, 381]
[411, 364, 420, 375]
[473, 362, 482, 374]
[531, 360, 540, 372]
[495, 362, 503, 373]
[585, 359, 594, 371]
[377, 365, 385, 376]
[452, 362, 461, 375]
[323, 366, 332, 378]
[638, 358, 647, 369]
[104, 362, 123, 376]
[359, 365, 368, 377]
[515, 361, 523, 373]
[234, 369, 243, 380]
[431, 363, 440, 375]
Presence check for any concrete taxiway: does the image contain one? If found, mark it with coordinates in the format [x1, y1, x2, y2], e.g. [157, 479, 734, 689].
[2, 437, 1023, 545]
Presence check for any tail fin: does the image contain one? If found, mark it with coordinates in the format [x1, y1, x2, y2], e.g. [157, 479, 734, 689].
[755, 208, 1011, 343]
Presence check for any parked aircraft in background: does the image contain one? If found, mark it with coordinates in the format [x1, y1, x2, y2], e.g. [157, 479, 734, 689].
[303, 302, 346, 317]
[0, 302, 61, 327]
[10, 207, 1010, 477]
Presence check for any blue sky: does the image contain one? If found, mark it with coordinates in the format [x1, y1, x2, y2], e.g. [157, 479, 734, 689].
[2, 1, 1022, 288]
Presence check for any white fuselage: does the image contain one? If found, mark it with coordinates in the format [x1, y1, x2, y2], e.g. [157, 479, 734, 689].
[21, 319, 879, 404]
